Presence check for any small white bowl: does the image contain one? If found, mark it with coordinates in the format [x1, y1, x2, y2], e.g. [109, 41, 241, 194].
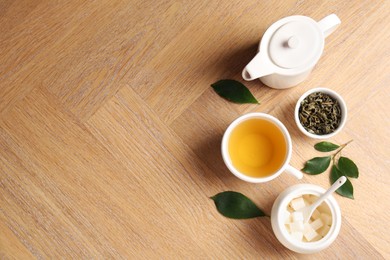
[294, 88, 347, 139]
[271, 184, 342, 254]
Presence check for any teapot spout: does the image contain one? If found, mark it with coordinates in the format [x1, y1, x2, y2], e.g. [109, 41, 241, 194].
[242, 53, 274, 81]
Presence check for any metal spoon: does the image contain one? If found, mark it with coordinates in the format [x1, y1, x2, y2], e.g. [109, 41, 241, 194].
[299, 176, 347, 223]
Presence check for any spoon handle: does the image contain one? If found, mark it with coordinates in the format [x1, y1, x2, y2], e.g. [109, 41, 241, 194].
[312, 176, 347, 209]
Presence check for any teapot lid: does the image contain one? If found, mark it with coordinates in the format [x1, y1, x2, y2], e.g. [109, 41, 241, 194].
[268, 20, 322, 69]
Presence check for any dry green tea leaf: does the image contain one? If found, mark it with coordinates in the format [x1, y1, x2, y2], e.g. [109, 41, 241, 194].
[298, 92, 341, 135]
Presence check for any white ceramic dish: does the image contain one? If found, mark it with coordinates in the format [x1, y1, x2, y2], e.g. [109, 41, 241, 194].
[271, 184, 342, 254]
[294, 87, 347, 139]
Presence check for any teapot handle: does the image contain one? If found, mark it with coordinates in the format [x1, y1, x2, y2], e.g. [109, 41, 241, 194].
[317, 14, 341, 38]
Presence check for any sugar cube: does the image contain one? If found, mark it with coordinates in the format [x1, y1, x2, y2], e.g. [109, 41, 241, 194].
[291, 211, 303, 222]
[290, 197, 306, 210]
[318, 225, 331, 237]
[291, 232, 303, 241]
[289, 221, 304, 233]
[303, 226, 319, 242]
[310, 218, 324, 230]
[321, 213, 332, 226]
[312, 235, 322, 242]
[285, 194, 333, 242]
[303, 223, 311, 233]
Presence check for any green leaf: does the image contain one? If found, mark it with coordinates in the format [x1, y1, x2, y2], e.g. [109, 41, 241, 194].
[211, 79, 259, 104]
[314, 142, 340, 152]
[210, 191, 266, 219]
[330, 165, 354, 199]
[338, 157, 359, 178]
[302, 156, 331, 175]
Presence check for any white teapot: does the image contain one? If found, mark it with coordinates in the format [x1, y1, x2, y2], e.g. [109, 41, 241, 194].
[242, 14, 341, 89]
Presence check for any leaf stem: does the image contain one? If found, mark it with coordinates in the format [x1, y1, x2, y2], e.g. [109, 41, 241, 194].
[332, 140, 353, 162]
[331, 155, 337, 166]
[340, 139, 353, 148]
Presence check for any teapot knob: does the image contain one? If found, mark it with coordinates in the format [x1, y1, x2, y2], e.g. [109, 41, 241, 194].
[287, 36, 300, 49]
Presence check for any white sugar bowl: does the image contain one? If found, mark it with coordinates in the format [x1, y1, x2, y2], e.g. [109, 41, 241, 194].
[271, 184, 342, 254]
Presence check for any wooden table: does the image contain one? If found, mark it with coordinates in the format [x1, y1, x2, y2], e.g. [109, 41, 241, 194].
[1, 1, 389, 258]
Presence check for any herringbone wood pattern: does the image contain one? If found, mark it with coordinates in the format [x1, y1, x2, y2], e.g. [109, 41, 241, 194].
[1, 0, 389, 258]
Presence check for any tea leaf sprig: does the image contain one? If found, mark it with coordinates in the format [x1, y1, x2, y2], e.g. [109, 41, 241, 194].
[302, 141, 358, 199]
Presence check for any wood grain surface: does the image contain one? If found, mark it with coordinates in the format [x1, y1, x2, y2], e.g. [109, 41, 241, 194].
[1, 0, 389, 258]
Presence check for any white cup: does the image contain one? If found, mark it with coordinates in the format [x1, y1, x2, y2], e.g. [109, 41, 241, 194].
[221, 113, 303, 183]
